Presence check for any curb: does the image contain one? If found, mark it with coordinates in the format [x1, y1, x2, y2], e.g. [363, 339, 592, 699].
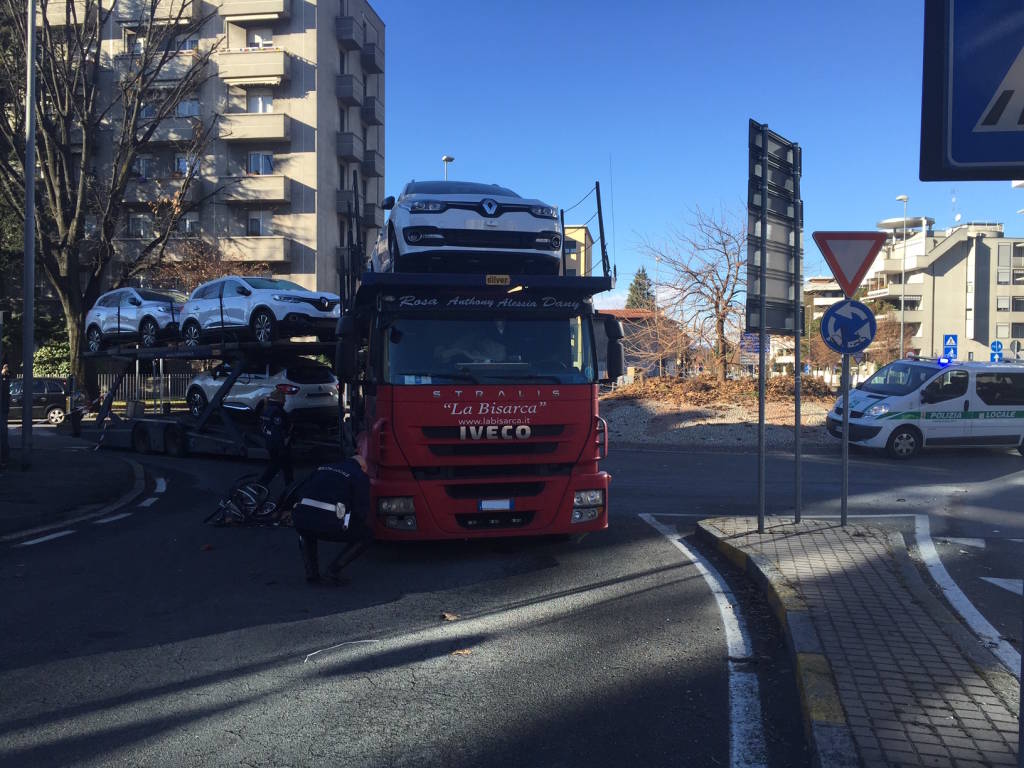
[695, 520, 860, 768]
[0, 458, 147, 542]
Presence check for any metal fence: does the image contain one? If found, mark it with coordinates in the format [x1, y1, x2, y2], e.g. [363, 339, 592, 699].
[96, 373, 194, 402]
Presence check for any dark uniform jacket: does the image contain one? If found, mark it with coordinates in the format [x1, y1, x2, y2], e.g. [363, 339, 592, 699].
[291, 458, 371, 541]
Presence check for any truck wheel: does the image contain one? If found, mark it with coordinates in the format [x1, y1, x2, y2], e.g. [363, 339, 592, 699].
[86, 325, 103, 353]
[886, 426, 921, 460]
[132, 425, 151, 454]
[187, 387, 208, 417]
[182, 320, 201, 348]
[251, 309, 277, 345]
[164, 424, 188, 457]
[46, 405, 66, 425]
[140, 317, 159, 348]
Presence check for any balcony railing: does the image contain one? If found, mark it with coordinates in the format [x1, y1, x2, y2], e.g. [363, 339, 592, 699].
[123, 176, 198, 206]
[115, 0, 197, 23]
[221, 174, 289, 204]
[360, 43, 384, 74]
[337, 131, 364, 163]
[118, 51, 200, 85]
[218, 113, 290, 142]
[139, 116, 198, 144]
[336, 15, 363, 50]
[336, 189, 357, 214]
[361, 203, 383, 229]
[218, 48, 290, 86]
[218, 0, 289, 22]
[361, 96, 384, 126]
[220, 235, 291, 262]
[336, 74, 363, 106]
[362, 149, 384, 179]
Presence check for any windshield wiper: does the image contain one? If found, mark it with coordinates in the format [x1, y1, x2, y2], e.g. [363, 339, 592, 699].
[396, 370, 478, 384]
[465, 371, 566, 384]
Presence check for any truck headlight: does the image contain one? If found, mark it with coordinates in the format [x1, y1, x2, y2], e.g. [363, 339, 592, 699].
[573, 489, 604, 507]
[866, 403, 890, 417]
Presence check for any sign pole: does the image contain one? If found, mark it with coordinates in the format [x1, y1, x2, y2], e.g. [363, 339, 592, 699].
[792, 147, 803, 524]
[840, 351, 850, 527]
[21, 0, 37, 470]
[757, 123, 769, 534]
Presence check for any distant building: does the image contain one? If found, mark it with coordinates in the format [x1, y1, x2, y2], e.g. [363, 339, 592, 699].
[600, 308, 679, 376]
[803, 276, 844, 320]
[563, 225, 593, 276]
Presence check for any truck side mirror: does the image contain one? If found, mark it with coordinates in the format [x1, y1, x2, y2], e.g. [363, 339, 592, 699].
[593, 313, 625, 383]
[381, 196, 395, 211]
[335, 314, 358, 382]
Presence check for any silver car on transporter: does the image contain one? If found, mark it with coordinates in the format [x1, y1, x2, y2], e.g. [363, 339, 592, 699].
[85, 287, 187, 351]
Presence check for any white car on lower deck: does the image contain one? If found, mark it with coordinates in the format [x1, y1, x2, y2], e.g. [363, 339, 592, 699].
[373, 180, 563, 275]
[826, 358, 1024, 459]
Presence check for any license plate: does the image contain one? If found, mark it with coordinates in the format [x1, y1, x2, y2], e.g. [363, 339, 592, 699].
[479, 499, 512, 512]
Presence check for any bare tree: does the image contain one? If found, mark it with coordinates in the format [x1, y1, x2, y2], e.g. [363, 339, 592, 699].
[143, 239, 271, 293]
[867, 318, 915, 365]
[0, 0, 219, 395]
[619, 309, 692, 377]
[642, 206, 745, 384]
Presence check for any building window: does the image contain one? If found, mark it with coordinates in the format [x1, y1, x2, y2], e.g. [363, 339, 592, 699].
[140, 102, 157, 119]
[247, 91, 273, 114]
[247, 28, 273, 48]
[179, 212, 199, 235]
[997, 296, 1010, 312]
[178, 34, 199, 51]
[1013, 297, 1024, 312]
[247, 151, 274, 175]
[247, 209, 273, 236]
[84, 215, 98, 238]
[173, 153, 196, 177]
[1015, 269, 1024, 286]
[998, 247, 1012, 267]
[996, 323, 1010, 338]
[128, 213, 151, 239]
[1014, 323, 1024, 339]
[176, 98, 200, 117]
[998, 270, 1010, 285]
[123, 29, 144, 55]
[132, 155, 155, 179]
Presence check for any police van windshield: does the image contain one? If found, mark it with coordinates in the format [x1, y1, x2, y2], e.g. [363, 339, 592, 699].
[385, 316, 595, 385]
[860, 362, 941, 396]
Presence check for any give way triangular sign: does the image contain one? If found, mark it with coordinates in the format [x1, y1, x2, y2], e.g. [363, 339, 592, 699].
[812, 231, 887, 297]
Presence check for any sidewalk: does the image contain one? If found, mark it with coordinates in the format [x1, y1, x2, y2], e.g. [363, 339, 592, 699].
[698, 517, 1020, 768]
[0, 431, 143, 536]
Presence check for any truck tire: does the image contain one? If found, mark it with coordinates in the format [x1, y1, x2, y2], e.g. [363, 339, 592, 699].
[132, 424, 151, 454]
[164, 424, 188, 457]
[886, 426, 921, 460]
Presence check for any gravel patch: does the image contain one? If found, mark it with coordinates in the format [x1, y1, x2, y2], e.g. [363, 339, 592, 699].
[600, 397, 834, 450]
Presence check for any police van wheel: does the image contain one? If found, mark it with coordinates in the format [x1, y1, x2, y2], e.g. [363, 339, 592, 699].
[886, 426, 921, 460]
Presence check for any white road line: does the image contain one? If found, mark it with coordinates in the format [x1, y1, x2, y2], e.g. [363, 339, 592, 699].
[303, 639, 380, 664]
[154, 478, 167, 494]
[93, 512, 133, 525]
[981, 577, 1024, 596]
[915, 514, 1021, 679]
[939, 537, 986, 549]
[15, 530, 75, 547]
[640, 513, 767, 768]
[137, 497, 158, 508]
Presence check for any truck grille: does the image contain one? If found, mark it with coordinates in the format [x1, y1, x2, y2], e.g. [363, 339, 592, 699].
[412, 463, 573, 481]
[444, 481, 544, 499]
[429, 442, 558, 457]
[455, 511, 534, 530]
[422, 425, 564, 439]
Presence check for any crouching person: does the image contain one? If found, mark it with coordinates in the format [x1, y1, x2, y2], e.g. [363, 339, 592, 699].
[290, 454, 370, 584]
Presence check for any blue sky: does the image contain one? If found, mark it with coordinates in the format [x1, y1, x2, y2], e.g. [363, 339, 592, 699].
[370, 0, 1022, 306]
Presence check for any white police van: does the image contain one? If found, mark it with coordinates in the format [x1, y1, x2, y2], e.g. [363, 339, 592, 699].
[827, 357, 1024, 459]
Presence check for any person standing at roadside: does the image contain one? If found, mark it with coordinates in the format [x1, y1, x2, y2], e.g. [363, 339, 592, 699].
[1, 360, 10, 470]
[259, 389, 294, 487]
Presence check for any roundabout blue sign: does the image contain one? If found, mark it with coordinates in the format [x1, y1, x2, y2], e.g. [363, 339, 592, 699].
[821, 299, 876, 355]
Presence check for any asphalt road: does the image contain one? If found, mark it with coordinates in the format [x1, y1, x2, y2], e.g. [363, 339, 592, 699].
[0, 444, 811, 768]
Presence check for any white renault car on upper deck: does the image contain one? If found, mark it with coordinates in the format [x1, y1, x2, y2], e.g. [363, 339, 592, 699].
[85, 287, 187, 351]
[827, 358, 1024, 459]
[373, 180, 563, 275]
[179, 276, 340, 347]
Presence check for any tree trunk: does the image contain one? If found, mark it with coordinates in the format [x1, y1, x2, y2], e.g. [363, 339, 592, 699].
[58, 289, 97, 400]
[715, 316, 727, 384]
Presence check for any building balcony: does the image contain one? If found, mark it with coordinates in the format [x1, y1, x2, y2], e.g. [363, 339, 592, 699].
[140, 116, 198, 144]
[361, 203, 383, 229]
[866, 283, 922, 302]
[220, 235, 291, 262]
[360, 43, 384, 74]
[218, 0, 290, 22]
[221, 174, 289, 204]
[123, 176, 198, 206]
[118, 51, 200, 85]
[336, 74, 363, 106]
[336, 15, 363, 50]
[336, 131, 364, 163]
[336, 189, 357, 214]
[883, 258, 904, 273]
[218, 48, 290, 86]
[116, 0, 196, 23]
[882, 309, 924, 325]
[40, 1, 89, 26]
[361, 96, 384, 126]
[219, 112, 290, 142]
[362, 150, 384, 179]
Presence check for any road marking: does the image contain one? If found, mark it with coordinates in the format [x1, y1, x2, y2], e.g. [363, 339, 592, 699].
[939, 537, 986, 549]
[138, 497, 158, 508]
[303, 639, 380, 664]
[915, 514, 1020, 679]
[981, 577, 1023, 596]
[640, 513, 768, 768]
[93, 512, 133, 525]
[154, 478, 167, 494]
[15, 530, 75, 547]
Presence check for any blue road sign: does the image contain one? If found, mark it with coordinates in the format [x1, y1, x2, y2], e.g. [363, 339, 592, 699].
[991, 340, 1004, 353]
[991, 352, 1004, 362]
[922, 1, 1024, 179]
[821, 300, 876, 355]
[944, 334, 958, 348]
[943, 346, 958, 359]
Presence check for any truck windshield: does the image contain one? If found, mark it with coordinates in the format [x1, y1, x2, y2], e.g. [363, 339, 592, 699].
[385, 316, 596, 385]
[859, 362, 940, 396]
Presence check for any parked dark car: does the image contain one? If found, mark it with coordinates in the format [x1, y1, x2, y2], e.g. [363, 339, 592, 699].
[6, 378, 85, 425]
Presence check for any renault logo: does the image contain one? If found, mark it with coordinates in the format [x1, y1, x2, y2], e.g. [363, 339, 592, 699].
[320, 297, 329, 310]
[481, 199, 498, 216]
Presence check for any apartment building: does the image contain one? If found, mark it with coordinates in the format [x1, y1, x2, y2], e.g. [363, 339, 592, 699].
[863, 220, 1024, 361]
[54, 0, 385, 293]
[563, 225, 593, 277]
[803, 276, 844, 320]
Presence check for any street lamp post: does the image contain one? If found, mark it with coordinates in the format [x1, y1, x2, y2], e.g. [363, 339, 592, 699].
[896, 194, 909, 359]
[442, 155, 454, 180]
